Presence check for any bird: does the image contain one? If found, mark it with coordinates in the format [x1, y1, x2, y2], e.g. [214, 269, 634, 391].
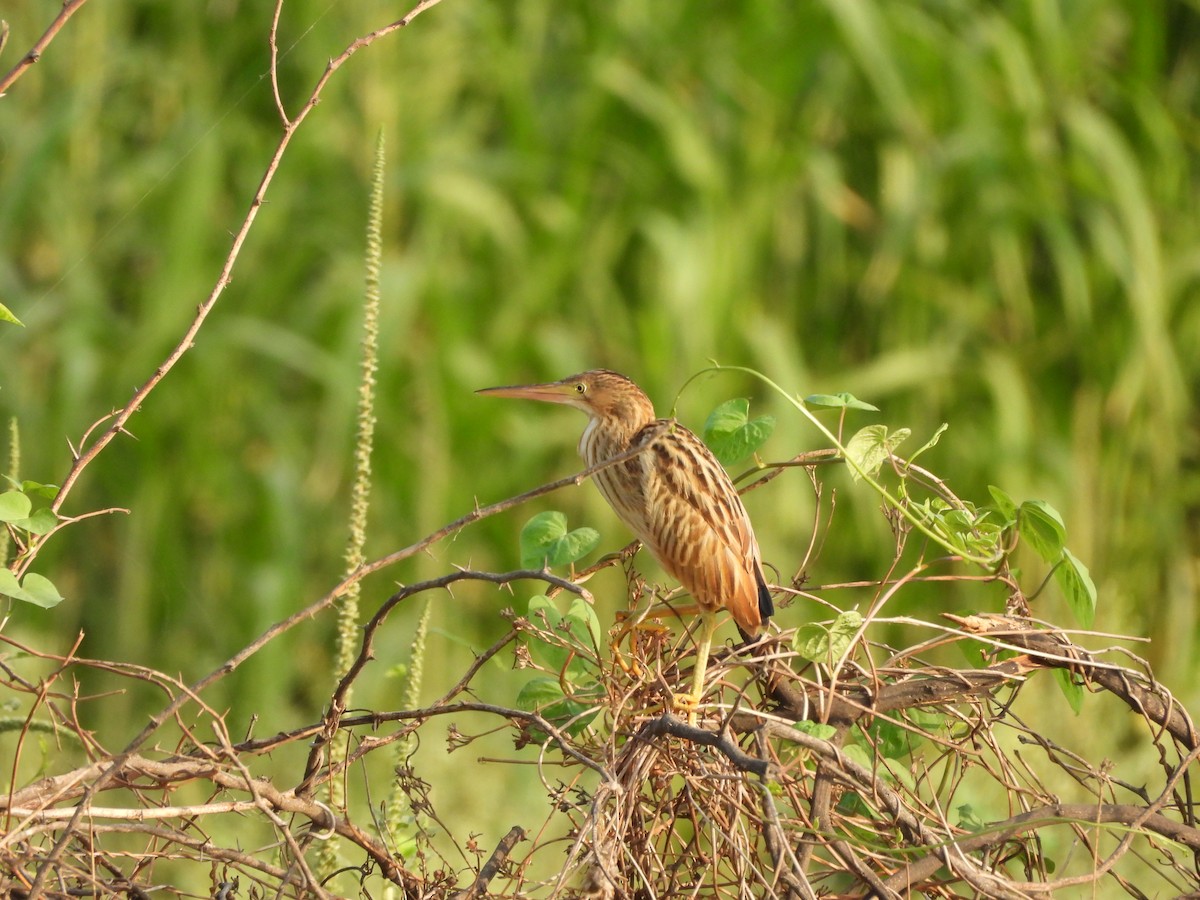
[478, 369, 773, 724]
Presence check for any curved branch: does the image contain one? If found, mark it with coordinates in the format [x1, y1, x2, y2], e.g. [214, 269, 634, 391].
[32, 0, 449, 549]
[882, 803, 1200, 894]
[949, 614, 1199, 748]
[760, 650, 1028, 727]
[636, 714, 770, 777]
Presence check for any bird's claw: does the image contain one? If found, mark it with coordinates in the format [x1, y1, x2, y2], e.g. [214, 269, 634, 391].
[672, 692, 703, 727]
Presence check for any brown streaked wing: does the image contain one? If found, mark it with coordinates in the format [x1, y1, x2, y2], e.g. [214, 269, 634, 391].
[633, 421, 766, 634]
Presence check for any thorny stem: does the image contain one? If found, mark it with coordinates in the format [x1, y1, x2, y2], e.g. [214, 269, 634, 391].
[15, 0, 450, 579]
[19, 2, 448, 895]
[0, 0, 92, 96]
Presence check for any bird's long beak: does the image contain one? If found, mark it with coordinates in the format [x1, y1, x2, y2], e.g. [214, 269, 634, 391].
[476, 379, 577, 405]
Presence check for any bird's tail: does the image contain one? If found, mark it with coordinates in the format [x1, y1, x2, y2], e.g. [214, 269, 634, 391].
[735, 571, 775, 643]
[756, 572, 774, 622]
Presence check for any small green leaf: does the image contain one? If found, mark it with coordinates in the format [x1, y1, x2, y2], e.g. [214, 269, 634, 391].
[702, 398, 775, 466]
[917, 498, 1000, 559]
[907, 706, 947, 733]
[556, 526, 600, 565]
[804, 392, 879, 412]
[843, 425, 910, 480]
[828, 611, 863, 658]
[526, 595, 570, 672]
[907, 423, 948, 465]
[939, 507, 978, 535]
[793, 611, 863, 664]
[839, 742, 875, 772]
[0, 571, 64, 608]
[960, 521, 1004, 558]
[515, 676, 602, 736]
[0, 302, 23, 327]
[516, 676, 566, 710]
[704, 398, 751, 435]
[525, 595, 599, 678]
[519, 511, 600, 569]
[527, 594, 558, 622]
[876, 720, 921, 759]
[1055, 548, 1097, 628]
[15, 509, 58, 535]
[987, 485, 1018, 523]
[18, 573, 63, 609]
[0, 491, 32, 522]
[22, 481, 60, 500]
[564, 596, 602, 651]
[793, 720, 838, 740]
[793, 624, 830, 662]
[1054, 668, 1085, 714]
[0, 570, 21, 599]
[957, 804, 987, 832]
[1019, 500, 1066, 563]
[521, 512, 567, 567]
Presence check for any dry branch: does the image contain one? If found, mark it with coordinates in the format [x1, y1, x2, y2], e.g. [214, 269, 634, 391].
[5, 551, 1200, 898]
[949, 613, 1200, 748]
[0, 0, 92, 96]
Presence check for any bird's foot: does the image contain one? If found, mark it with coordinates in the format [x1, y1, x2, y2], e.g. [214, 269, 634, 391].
[671, 692, 703, 727]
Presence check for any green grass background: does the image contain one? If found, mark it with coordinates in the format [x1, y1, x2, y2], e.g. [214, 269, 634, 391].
[2, 0, 1198, 890]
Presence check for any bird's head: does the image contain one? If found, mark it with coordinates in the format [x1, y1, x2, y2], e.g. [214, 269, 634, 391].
[477, 369, 656, 426]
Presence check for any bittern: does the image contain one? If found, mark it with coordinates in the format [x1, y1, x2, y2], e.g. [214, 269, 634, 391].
[479, 369, 773, 724]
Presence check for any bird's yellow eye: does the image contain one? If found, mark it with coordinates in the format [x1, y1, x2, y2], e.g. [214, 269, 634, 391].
[575, 382, 587, 394]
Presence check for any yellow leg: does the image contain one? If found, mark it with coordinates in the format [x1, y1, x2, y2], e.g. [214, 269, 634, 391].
[675, 611, 719, 726]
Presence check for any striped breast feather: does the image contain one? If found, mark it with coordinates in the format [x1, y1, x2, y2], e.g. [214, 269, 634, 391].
[631, 420, 768, 634]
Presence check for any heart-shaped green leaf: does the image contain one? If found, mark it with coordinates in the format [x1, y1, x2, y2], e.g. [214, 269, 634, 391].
[0, 570, 64, 609]
[702, 398, 774, 466]
[19, 573, 64, 609]
[0, 490, 32, 523]
[516, 676, 566, 710]
[0, 569, 21, 599]
[525, 595, 600, 678]
[844, 425, 910, 480]
[793, 720, 838, 740]
[15, 509, 59, 536]
[519, 511, 600, 569]
[526, 595, 570, 672]
[516, 675, 602, 736]
[793, 611, 863, 663]
[21, 481, 60, 500]
[563, 596, 602, 651]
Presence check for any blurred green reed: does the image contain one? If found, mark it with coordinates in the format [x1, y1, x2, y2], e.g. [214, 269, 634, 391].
[1, 0, 1197, 879]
